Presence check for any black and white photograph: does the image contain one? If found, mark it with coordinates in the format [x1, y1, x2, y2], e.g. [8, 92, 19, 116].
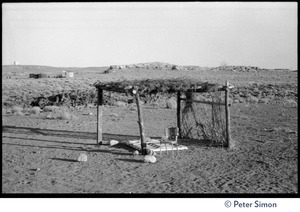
[1, 2, 298, 197]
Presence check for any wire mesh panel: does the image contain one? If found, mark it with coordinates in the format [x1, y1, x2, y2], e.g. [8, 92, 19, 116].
[180, 91, 227, 146]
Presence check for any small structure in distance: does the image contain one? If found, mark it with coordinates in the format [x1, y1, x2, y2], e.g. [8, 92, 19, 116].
[62, 70, 74, 78]
[56, 71, 74, 78]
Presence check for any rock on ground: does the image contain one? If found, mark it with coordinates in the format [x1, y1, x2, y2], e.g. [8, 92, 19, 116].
[77, 154, 88, 162]
[144, 155, 157, 163]
[110, 140, 119, 146]
[166, 97, 177, 109]
[133, 150, 140, 155]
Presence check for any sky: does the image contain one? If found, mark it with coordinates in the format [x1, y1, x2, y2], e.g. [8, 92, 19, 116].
[2, 2, 298, 69]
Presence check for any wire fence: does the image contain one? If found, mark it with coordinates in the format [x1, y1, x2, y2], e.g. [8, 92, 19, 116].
[180, 91, 227, 147]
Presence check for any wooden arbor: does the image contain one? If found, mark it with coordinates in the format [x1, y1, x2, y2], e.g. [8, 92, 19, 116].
[94, 79, 233, 154]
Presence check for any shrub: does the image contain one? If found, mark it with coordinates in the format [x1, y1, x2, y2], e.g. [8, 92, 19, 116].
[171, 65, 178, 70]
[11, 106, 24, 116]
[3, 100, 14, 108]
[58, 111, 71, 120]
[31, 106, 41, 114]
[194, 94, 211, 102]
[258, 98, 269, 104]
[43, 105, 60, 112]
[14, 111, 24, 116]
[154, 96, 168, 108]
[113, 101, 127, 107]
[12, 106, 23, 114]
[246, 96, 258, 104]
[239, 98, 246, 103]
[57, 110, 77, 120]
[22, 108, 31, 114]
[233, 99, 240, 104]
[284, 99, 297, 106]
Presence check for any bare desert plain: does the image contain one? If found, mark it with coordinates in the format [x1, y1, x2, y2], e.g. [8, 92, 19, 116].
[2, 63, 298, 194]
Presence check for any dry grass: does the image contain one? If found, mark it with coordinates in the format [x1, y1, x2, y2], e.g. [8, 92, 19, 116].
[11, 106, 22, 113]
[246, 96, 259, 104]
[11, 106, 24, 116]
[2, 108, 7, 115]
[258, 98, 270, 104]
[283, 99, 297, 105]
[4, 106, 42, 116]
[1, 65, 297, 110]
[43, 106, 60, 112]
[15, 111, 25, 116]
[43, 108, 77, 120]
[31, 106, 41, 114]
[57, 111, 73, 120]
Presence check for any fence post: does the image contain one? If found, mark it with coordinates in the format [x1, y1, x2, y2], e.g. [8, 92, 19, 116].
[133, 89, 147, 155]
[225, 81, 231, 148]
[97, 88, 103, 145]
[177, 91, 181, 138]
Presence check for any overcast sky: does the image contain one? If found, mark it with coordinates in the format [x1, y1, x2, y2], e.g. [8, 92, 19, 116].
[2, 2, 297, 69]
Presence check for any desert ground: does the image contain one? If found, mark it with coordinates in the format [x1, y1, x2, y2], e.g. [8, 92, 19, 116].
[2, 63, 298, 193]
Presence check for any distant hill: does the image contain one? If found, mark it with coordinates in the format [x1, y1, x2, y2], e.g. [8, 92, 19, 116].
[2, 65, 108, 74]
[2, 63, 292, 74]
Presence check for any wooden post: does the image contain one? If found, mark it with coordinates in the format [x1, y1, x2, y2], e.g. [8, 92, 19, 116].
[211, 100, 216, 143]
[225, 81, 231, 148]
[177, 91, 181, 138]
[133, 89, 147, 155]
[97, 88, 103, 145]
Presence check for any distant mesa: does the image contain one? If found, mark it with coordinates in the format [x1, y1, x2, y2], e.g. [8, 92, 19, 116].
[103, 62, 201, 73]
[103, 63, 293, 73]
[1, 63, 292, 73]
[216, 65, 268, 72]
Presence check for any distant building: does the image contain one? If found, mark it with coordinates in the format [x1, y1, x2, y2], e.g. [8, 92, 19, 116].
[14, 61, 19, 65]
[62, 71, 74, 78]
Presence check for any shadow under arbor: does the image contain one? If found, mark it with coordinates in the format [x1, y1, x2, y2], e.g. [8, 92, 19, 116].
[94, 78, 234, 154]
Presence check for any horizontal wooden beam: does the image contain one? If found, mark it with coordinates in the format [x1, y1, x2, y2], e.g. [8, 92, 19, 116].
[94, 87, 227, 94]
[180, 98, 226, 106]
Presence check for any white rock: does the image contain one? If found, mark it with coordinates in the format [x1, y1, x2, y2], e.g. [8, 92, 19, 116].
[133, 150, 140, 156]
[144, 155, 157, 163]
[110, 140, 119, 146]
[77, 154, 88, 162]
[166, 98, 177, 109]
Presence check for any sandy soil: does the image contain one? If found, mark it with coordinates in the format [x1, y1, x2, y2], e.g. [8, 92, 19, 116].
[2, 65, 298, 194]
[2, 103, 297, 193]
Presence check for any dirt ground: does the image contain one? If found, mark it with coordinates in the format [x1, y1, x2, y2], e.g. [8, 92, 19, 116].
[2, 65, 298, 194]
[2, 102, 298, 193]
